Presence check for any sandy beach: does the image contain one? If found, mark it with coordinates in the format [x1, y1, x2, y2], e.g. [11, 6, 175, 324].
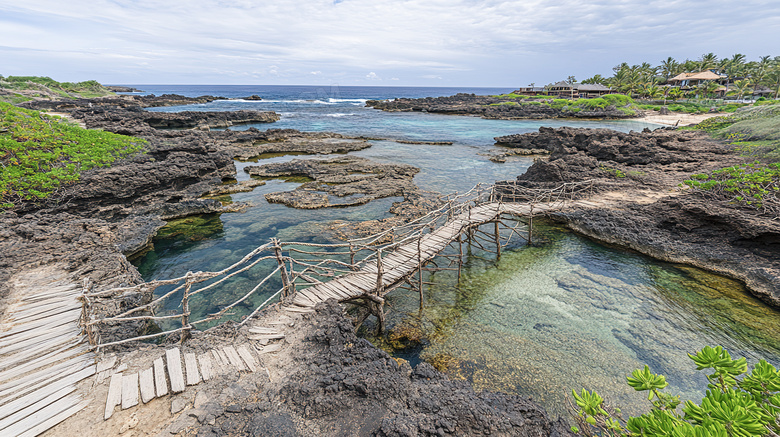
[634, 111, 724, 126]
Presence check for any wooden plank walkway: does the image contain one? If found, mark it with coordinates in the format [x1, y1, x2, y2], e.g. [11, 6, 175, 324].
[0, 266, 94, 437]
[291, 201, 562, 309]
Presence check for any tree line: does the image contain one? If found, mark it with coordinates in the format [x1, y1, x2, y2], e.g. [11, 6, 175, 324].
[579, 53, 780, 100]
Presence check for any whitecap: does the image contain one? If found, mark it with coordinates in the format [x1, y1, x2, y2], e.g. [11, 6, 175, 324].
[328, 98, 367, 103]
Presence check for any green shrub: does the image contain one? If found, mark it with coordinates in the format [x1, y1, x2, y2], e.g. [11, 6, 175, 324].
[683, 161, 780, 213]
[602, 94, 633, 107]
[569, 346, 780, 437]
[0, 102, 145, 210]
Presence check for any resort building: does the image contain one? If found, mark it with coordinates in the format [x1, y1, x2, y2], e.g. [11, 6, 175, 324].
[667, 70, 725, 88]
[544, 82, 614, 98]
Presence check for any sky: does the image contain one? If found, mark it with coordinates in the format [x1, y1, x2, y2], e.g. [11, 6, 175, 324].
[1, 0, 779, 87]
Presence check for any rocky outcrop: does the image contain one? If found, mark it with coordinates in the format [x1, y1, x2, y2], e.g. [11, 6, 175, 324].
[20, 93, 228, 111]
[497, 126, 736, 189]
[189, 300, 571, 436]
[245, 156, 420, 209]
[367, 93, 635, 120]
[494, 126, 780, 307]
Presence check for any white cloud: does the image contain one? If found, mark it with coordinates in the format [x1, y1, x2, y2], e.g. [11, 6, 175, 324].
[366, 71, 380, 80]
[1, 0, 779, 85]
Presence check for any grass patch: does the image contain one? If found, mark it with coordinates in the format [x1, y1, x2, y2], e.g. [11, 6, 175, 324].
[0, 102, 146, 211]
[0, 75, 116, 100]
[488, 101, 519, 106]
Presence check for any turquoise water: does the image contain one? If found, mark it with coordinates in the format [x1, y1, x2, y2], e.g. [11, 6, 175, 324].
[378, 222, 780, 419]
[129, 85, 780, 420]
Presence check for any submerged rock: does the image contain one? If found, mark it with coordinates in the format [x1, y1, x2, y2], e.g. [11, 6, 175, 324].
[246, 156, 420, 209]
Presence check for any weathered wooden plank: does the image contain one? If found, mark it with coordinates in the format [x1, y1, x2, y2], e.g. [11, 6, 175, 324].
[95, 356, 117, 374]
[0, 346, 89, 398]
[0, 364, 94, 421]
[248, 327, 279, 335]
[2, 394, 82, 437]
[0, 308, 81, 342]
[165, 348, 185, 393]
[121, 372, 139, 410]
[223, 346, 246, 371]
[153, 357, 168, 397]
[211, 349, 227, 371]
[17, 398, 88, 437]
[236, 345, 258, 372]
[0, 384, 74, 430]
[248, 333, 285, 341]
[104, 373, 122, 420]
[184, 353, 201, 386]
[1, 325, 81, 355]
[197, 353, 213, 381]
[215, 350, 231, 370]
[258, 344, 282, 354]
[139, 368, 155, 404]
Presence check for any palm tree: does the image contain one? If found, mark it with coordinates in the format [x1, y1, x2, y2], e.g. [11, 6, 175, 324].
[721, 53, 746, 95]
[667, 88, 684, 102]
[733, 80, 753, 100]
[698, 53, 719, 71]
[765, 67, 780, 99]
[749, 55, 772, 89]
[659, 57, 679, 81]
[582, 74, 606, 85]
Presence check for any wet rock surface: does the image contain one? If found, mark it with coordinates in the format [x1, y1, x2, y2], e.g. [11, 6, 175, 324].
[190, 300, 570, 436]
[367, 93, 635, 120]
[246, 156, 420, 209]
[495, 126, 780, 307]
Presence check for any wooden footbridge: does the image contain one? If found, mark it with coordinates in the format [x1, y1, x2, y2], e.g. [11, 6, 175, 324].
[84, 180, 596, 344]
[0, 181, 597, 435]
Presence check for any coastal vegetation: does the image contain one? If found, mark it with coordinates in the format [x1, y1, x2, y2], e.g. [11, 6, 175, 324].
[488, 93, 638, 115]
[580, 53, 780, 100]
[0, 75, 116, 103]
[0, 102, 145, 210]
[570, 346, 780, 437]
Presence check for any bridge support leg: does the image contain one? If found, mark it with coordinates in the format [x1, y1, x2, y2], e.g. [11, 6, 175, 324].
[417, 238, 424, 310]
[494, 220, 501, 259]
[528, 215, 533, 245]
[375, 300, 385, 336]
[457, 234, 463, 282]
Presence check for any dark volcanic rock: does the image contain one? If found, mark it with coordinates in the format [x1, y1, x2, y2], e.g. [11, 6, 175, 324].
[246, 156, 420, 209]
[500, 126, 735, 188]
[194, 300, 571, 436]
[367, 93, 635, 120]
[493, 126, 780, 307]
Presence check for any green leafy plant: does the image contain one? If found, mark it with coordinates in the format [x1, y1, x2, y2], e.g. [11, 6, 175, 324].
[683, 161, 780, 214]
[569, 346, 780, 437]
[0, 102, 145, 211]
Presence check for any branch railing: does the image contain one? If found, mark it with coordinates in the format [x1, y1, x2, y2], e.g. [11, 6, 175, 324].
[80, 181, 593, 349]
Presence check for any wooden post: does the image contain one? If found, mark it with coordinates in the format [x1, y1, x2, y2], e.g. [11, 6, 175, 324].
[528, 212, 533, 245]
[273, 239, 291, 298]
[494, 220, 501, 259]
[180, 273, 192, 344]
[375, 300, 386, 336]
[349, 243, 356, 270]
[457, 234, 463, 282]
[417, 234, 424, 309]
[376, 248, 384, 295]
[288, 258, 297, 295]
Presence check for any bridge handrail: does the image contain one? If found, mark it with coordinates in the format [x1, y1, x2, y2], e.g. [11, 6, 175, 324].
[81, 181, 590, 348]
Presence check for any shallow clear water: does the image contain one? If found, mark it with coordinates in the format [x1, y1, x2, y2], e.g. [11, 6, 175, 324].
[129, 85, 780, 420]
[380, 222, 780, 418]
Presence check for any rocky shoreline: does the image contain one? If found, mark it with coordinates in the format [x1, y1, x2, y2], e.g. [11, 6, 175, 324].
[494, 126, 780, 307]
[3, 95, 778, 436]
[366, 93, 638, 120]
